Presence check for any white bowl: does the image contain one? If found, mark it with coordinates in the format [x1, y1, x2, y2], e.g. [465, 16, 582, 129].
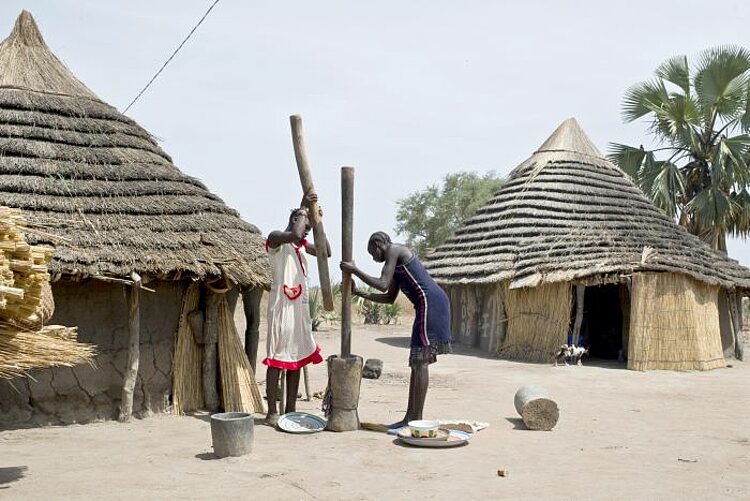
[408, 420, 439, 438]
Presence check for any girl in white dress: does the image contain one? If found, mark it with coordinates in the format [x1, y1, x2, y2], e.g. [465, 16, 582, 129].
[263, 194, 328, 425]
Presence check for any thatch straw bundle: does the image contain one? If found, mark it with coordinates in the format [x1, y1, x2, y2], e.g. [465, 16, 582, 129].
[171, 283, 203, 415]
[497, 282, 571, 362]
[629, 272, 725, 370]
[218, 296, 264, 414]
[0, 325, 95, 379]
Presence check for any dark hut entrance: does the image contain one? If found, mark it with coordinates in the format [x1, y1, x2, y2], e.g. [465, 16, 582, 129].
[572, 284, 629, 361]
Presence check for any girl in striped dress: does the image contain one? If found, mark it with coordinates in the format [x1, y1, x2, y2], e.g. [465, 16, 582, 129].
[340, 231, 451, 428]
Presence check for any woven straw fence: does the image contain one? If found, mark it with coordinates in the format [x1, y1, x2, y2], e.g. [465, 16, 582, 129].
[496, 281, 571, 362]
[628, 272, 724, 371]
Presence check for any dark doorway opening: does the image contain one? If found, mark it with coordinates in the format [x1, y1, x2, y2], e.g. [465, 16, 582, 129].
[574, 284, 626, 360]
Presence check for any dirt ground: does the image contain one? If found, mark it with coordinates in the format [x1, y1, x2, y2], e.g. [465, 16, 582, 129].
[1, 314, 749, 500]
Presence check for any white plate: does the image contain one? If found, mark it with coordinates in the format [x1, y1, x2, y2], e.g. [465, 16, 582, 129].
[277, 412, 326, 433]
[396, 427, 473, 448]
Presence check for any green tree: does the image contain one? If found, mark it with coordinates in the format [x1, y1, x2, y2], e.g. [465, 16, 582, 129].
[609, 46, 750, 252]
[395, 171, 504, 256]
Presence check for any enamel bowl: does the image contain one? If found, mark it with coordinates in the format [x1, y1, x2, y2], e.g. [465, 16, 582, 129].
[408, 420, 440, 438]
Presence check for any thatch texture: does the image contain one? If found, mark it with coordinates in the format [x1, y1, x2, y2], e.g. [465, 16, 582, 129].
[217, 295, 264, 414]
[629, 272, 725, 371]
[0, 324, 95, 379]
[424, 118, 750, 293]
[0, 11, 269, 288]
[497, 281, 571, 362]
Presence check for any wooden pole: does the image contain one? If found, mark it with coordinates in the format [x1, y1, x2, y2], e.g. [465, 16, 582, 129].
[730, 293, 744, 361]
[289, 114, 334, 311]
[202, 288, 220, 411]
[341, 166, 354, 357]
[572, 284, 585, 346]
[118, 277, 141, 422]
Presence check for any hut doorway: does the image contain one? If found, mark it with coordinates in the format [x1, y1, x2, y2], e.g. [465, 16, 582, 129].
[575, 284, 628, 360]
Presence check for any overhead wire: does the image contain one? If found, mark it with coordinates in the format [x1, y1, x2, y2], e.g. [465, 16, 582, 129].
[122, 0, 221, 114]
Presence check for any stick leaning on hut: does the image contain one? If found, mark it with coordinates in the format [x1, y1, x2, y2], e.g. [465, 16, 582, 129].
[0, 206, 95, 380]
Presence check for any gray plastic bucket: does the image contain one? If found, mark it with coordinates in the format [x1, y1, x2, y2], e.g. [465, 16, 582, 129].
[210, 412, 254, 458]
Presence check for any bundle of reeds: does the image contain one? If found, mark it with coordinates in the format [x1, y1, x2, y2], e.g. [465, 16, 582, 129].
[218, 295, 264, 414]
[0, 324, 95, 379]
[497, 281, 572, 362]
[171, 282, 203, 415]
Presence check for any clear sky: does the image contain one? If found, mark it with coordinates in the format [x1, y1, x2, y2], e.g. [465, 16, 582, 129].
[1, 1, 748, 280]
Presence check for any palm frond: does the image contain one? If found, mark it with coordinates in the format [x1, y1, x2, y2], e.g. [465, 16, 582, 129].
[694, 45, 750, 120]
[686, 185, 737, 229]
[729, 189, 750, 236]
[656, 55, 690, 95]
[650, 159, 685, 217]
[622, 79, 669, 123]
[607, 143, 646, 177]
[717, 134, 750, 185]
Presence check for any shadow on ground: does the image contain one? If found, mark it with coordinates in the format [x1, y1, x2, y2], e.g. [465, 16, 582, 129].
[0, 466, 27, 488]
[374, 336, 498, 360]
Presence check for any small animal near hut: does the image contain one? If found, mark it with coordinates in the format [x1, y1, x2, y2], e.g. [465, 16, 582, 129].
[554, 344, 588, 366]
[424, 118, 750, 371]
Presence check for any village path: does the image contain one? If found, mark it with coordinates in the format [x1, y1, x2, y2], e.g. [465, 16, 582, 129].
[1, 315, 749, 500]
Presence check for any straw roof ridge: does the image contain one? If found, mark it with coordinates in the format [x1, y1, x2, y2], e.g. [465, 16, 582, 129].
[0, 11, 270, 288]
[424, 118, 750, 291]
[0, 11, 100, 101]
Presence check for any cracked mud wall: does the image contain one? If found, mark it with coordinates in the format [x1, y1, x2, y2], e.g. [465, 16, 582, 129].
[0, 279, 186, 429]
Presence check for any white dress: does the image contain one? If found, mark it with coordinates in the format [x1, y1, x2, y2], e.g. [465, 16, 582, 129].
[262, 240, 322, 370]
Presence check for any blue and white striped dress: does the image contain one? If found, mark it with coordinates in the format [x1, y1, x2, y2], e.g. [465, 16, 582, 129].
[393, 254, 452, 365]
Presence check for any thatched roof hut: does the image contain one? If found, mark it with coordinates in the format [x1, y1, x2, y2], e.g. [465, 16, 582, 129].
[0, 11, 268, 287]
[425, 118, 749, 370]
[0, 11, 270, 427]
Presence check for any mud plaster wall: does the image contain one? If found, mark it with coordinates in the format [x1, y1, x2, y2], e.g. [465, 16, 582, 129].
[0, 279, 186, 429]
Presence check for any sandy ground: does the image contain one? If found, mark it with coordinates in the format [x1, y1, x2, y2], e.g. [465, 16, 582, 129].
[1, 316, 749, 500]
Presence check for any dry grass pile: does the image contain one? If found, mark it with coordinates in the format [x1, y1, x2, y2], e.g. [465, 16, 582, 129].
[218, 295, 264, 414]
[0, 325, 95, 379]
[497, 281, 571, 362]
[0, 205, 94, 379]
[171, 283, 203, 415]
[629, 272, 724, 370]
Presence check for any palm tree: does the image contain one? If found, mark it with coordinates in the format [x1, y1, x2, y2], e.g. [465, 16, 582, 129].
[609, 46, 750, 252]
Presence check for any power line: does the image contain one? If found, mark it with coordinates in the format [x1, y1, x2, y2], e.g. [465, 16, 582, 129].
[122, 0, 221, 114]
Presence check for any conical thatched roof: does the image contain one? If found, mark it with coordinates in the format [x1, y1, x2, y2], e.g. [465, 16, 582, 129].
[424, 118, 750, 291]
[0, 11, 269, 288]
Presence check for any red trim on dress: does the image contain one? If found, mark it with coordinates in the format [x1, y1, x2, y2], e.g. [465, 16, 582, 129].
[292, 239, 308, 277]
[283, 284, 303, 300]
[262, 345, 323, 370]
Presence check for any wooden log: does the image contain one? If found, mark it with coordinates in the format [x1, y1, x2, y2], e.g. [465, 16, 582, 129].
[341, 166, 354, 356]
[202, 289, 220, 411]
[513, 384, 559, 431]
[289, 114, 334, 311]
[0, 284, 24, 299]
[118, 281, 141, 422]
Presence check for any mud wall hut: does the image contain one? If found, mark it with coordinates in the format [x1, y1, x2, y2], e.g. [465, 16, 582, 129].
[0, 12, 270, 428]
[424, 118, 750, 371]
